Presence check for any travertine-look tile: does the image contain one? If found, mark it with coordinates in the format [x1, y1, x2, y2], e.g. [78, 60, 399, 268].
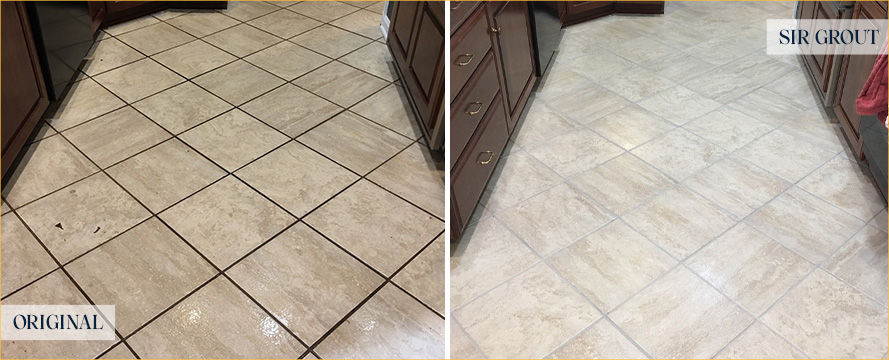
[241, 84, 341, 137]
[228, 223, 383, 344]
[728, 88, 809, 127]
[249, 9, 322, 38]
[220, 0, 279, 21]
[685, 107, 773, 151]
[180, 109, 289, 171]
[569, 153, 674, 215]
[2, 136, 97, 208]
[291, 24, 371, 58]
[543, 84, 628, 123]
[608, 36, 678, 65]
[152, 10, 189, 21]
[329, 9, 381, 39]
[611, 266, 753, 359]
[763, 270, 888, 358]
[636, 85, 721, 126]
[152, 40, 237, 79]
[339, 42, 398, 81]
[236, 141, 357, 216]
[128, 277, 306, 358]
[747, 187, 864, 263]
[548, 221, 676, 311]
[64, 107, 171, 168]
[623, 186, 735, 259]
[512, 102, 577, 148]
[536, 64, 595, 100]
[66, 218, 216, 335]
[683, 67, 759, 104]
[367, 143, 444, 218]
[736, 130, 838, 183]
[293, 61, 387, 107]
[82, 38, 145, 76]
[315, 285, 444, 359]
[824, 226, 888, 304]
[100, 344, 137, 359]
[547, 320, 648, 359]
[641, 52, 716, 84]
[722, 53, 795, 87]
[717, 322, 807, 359]
[116, 22, 195, 55]
[780, 109, 847, 152]
[1, 271, 117, 358]
[496, 184, 613, 255]
[203, 24, 281, 57]
[350, 84, 419, 138]
[765, 70, 820, 107]
[165, 11, 240, 37]
[393, 236, 444, 313]
[160, 176, 294, 268]
[1, 199, 9, 214]
[450, 218, 539, 308]
[0, 213, 56, 297]
[799, 155, 886, 221]
[132, 82, 232, 134]
[632, 128, 727, 181]
[455, 263, 600, 359]
[107, 139, 225, 212]
[44, 78, 126, 131]
[244, 41, 330, 80]
[589, 105, 675, 150]
[298, 111, 411, 174]
[684, 156, 791, 218]
[526, 128, 623, 178]
[870, 208, 888, 232]
[104, 15, 160, 36]
[193, 60, 285, 105]
[16, 173, 150, 263]
[598, 66, 676, 102]
[451, 320, 484, 359]
[470, 150, 562, 215]
[289, 1, 360, 22]
[687, 224, 812, 315]
[93, 58, 184, 103]
[305, 180, 441, 275]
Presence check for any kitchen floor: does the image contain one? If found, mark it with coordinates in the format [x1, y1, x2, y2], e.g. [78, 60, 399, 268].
[452, 1, 888, 359]
[0, 1, 444, 358]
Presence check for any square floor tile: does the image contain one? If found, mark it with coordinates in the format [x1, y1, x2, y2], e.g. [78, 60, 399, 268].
[455, 263, 600, 359]
[536, 65, 595, 101]
[16, 173, 150, 263]
[293, 61, 388, 108]
[2, 136, 97, 208]
[799, 155, 886, 221]
[315, 284, 444, 359]
[549, 221, 676, 311]
[351, 84, 419, 138]
[869, 208, 888, 232]
[779, 109, 847, 153]
[736, 129, 838, 182]
[1, 199, 9, 215]
[152, 40, 237, 79]
[727, 88, 810, 127]
[132, 82, 232, 134]
[100, 344, 137, 359]
[589, 105, 675, 150]
[104, 15, 160, 36]
[609, 36, 679, 65]
[721, 53, 795, 87]
[165, 11, 240, 37]
[44, 78, 126, 131]
[611, 266, 753, 359]
[547, 320, 648, 359]
[568, 153, 674, 215]
[339, 42, 398, 81]
[107, 139, 225, 212]
[684, 156, 792, 218]
[289, 1, 360, 22]
[241, 84, 341, 137]
[291, 25, 372, 58]
[393, 236, 445, 313]
[228, 223, 383, 344]
[641, 52, 716, 84]
[194, 60, 285, 105]
[298, 111, 411, 174]
[179, 110, 289, 172]
[631, 128, 728, 181]
[563, 50, 635, 83]
[244, 41, 330, 80]
[747, 187, 865, 263]
[717, 322, 807, 359]
[367, 143, 444, 218]
[248, 9, 322, 38]
[82, 38, 145, 76]
[687, 223, 812, 315]
[0, 213, 56, 297]
[93, 59, 184, 102]
[127, 277, 306, 358]
[203, 24, 281, 57]
[116, 22, 194, 55]
[220, 1, 280, 21]
[64, 107, 171, 168]
[496, 184, 613, 255]
[824, 226, 888, 304]
[598, 66, 676, 102]
[765, 70, 820, 107]
[526, 128, 623, 178]
[305, 180, 441, 275]
[329, 9, 382, 39]
[451, 319, 484, 359]
[684, 67, 760, 104]
[66, 218, 216, 335]
[480, 150, 562, 215]
[511, 102, 577, 148]
[236, 141, 357, 216]
[160, 176, 295, 268]
[685, 107, 773, 151]
[544, 84, 629, 123]
[762, 270, 888, 358]
[623, 186, 735, 259]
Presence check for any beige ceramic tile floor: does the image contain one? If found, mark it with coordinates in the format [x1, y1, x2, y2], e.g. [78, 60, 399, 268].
[452, 2, 889, 359]
[0, 2, 444, 358]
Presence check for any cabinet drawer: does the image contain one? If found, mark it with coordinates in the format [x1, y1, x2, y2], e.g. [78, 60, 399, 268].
[450, 7, 492, 102]
[450, 50, 500, 167]
[450, 1, 480, 33]
[452, 93, 509, 229]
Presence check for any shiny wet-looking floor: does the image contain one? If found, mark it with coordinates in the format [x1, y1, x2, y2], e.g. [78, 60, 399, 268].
[1, 2, 444, 358]
[452, 2, 888, 359]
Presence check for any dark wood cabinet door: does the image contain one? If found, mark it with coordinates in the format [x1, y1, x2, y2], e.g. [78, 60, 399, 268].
[489, 1, 535, 123]
[799, 1, 840, 97]
[566, 1, 614, 17]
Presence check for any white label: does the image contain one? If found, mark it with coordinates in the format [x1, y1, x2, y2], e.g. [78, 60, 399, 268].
[1, 305, 116, 340]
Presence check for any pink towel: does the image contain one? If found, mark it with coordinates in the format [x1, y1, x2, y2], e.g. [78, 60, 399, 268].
[856, 41, 888, 123]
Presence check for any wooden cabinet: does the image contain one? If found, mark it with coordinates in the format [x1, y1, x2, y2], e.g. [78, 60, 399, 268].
[387, 1, 446, 151]
[90, 1, 227, 28]
[560, 1, 664, 25]
[488, 1, 535, 131]
[797, 1, 844, 103]
[2, 1, 50, 178]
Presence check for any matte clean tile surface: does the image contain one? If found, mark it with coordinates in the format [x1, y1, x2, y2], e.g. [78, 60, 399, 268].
[292, 61, 387, 107]
[152, 40, 238, 78]
[547, 320, 648, 359]
[824, 226, 889, 304]
[64, 106, 171, 169]
[203, 24, 281, 57]
[93, 58, 184, 103]
[717, 322, 807, 359]
[291, 24, 370, 58]
[44, 78, 127, 131]
[393, 236, 445, 313]
[193, 60, 285, 105]
[131, 82, 232, 134]
[179, 109, 289, 171]
[248, 9, 323, 38]
[165, 11, 240, 37]
[298, 111, 411, 174]
[2, 136, 98, 208]
[569, 153, 674, 215]
[0, 213, 56, 297]
[116, 22, 195, 55]
[241, 84, 342, 137]
[244, 41, 330, 80]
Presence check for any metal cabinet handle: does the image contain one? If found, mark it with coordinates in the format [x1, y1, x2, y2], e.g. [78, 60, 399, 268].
[456, 54, 473, 66]
[477, 151, 494, 165]
[491, 27, 501, 34]
[451, 2, 462, 10]
[466, 102, 483, 115]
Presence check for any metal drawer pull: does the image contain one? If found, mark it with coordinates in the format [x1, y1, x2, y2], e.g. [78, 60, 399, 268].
[477, 151, 494, 165]
[451, 2, 462, 10]
[456, 54, 473, 66]
[491, 27, 501, 34]
[466, 102, 483, 115]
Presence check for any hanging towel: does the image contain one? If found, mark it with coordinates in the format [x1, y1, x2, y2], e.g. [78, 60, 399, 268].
[856, 41, 888, 124]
